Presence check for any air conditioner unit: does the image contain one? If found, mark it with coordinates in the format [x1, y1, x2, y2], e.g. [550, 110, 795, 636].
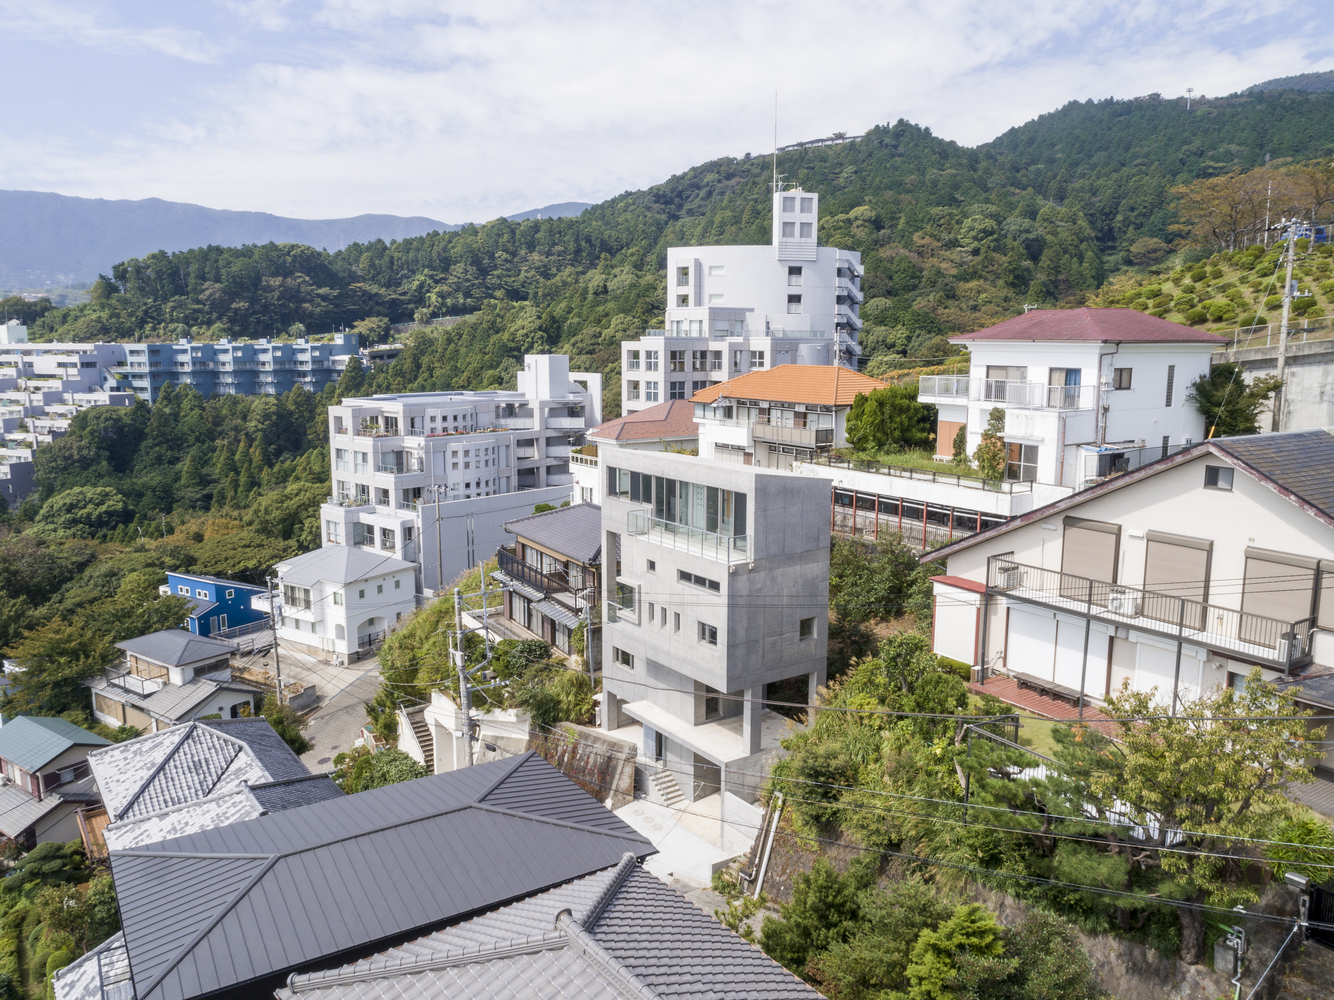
[1109, 587, 1141, 618]
[996, 565, 1023, 591]
[1276, 637, 1291, 663]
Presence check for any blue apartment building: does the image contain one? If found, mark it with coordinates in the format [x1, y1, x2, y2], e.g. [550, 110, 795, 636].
[163, 572, 269, 637]
[118, 334, 359, 401]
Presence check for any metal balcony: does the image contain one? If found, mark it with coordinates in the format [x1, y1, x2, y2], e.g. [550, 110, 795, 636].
[986, 556, 1315, 673]
[497, 547, 570, 595]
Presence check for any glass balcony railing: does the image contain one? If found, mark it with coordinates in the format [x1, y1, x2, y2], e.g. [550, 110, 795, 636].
[626, 510, 751, 563]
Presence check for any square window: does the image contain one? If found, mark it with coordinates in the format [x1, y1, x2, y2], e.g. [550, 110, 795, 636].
[1204, 466, 1234, 490]
[677, 266, 690, 286]
[799, 197, 813, 213]
[782, 221, 796, 238]
[788, 266, 803, 285]
[196, 589, 207, 599]
[333, 592, 343, 605]
[1113, 368, 1132, 389]
[178, 585, 189, 595]
[799, 222, 813, 238]
[377, 583, 384, 594]
[647, 560, 656, 572]
[358, 589, 365, 599]
[750, 351, 765, 369]
[799, 616, 815, 639]
[782, 196, 796, 212]
[394, 579, 401, 589]
[677, 294, 689, 307]
[787, 294, 802, 314]
[669, 381, 686, 399]
[698, 622, 718, 646]
[645, 382, 659, 402]
[226, 589, 234, 599]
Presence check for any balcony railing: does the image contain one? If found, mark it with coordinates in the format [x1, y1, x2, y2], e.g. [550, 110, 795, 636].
[750, 421, 834, 448]
[570, 453, 599, 467]
[105, 663, 165, 697]
[919, 375, 970, 399]
[626, 510, 751, 564]
[497, 547, 570, 595]
[807, 454, 1033, 493]
[917, 376, 1098, 411]
[986, 556, 1315, 673]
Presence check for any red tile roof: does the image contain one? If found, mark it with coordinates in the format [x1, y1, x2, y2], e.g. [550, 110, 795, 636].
[589, 399, 698, 442]
[690, 364, 888, 407]
[951, 308, 1228, 344]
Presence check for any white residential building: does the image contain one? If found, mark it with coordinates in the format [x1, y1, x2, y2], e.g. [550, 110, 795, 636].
[619, 188, 862, 415]
[0, 322, 120, 392]
[923, 427, 1334, 812]
[320, 354, 602, 597]
[273, 546, 418, 659]
[918, 308, 1223, 489]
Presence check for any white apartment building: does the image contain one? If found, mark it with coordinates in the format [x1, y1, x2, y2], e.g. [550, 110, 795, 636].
[319, 355, 602, 596]
[918, 308, 1223, 489]
[620, 188, 862, 415]
[600, 449, 831, 805]
[0, 322, 120, 392]
[273, 546, 418, 659]
[925, 428, 1334, 814]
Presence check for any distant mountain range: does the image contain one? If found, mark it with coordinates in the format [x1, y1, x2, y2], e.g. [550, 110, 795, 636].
[1248, 70, 1334, 93]
[0, 191, 591, 290]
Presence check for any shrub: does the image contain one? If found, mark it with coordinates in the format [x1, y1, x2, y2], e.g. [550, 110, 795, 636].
[937, 656, 972, 680]
[1209, 267, 1224, 279]
[1129, 299, 1149, 312]
[1151, 294, 1172, 309]
[1207, 300, 1237, 322]
[1265, 294, 1283, 309]
[1172, 295, 1196, 311]
[1320, 280, 1334, 296]
[1294, 296, 1319, 315]
[1185, 308, 1208, 325]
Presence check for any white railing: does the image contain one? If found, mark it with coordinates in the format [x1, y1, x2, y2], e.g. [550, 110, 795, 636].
[626, 510, 751, 563]
[918, 375, 970, 399]
[978, 380, 1097, 410]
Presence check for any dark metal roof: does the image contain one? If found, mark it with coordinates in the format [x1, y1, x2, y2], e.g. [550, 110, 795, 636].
[279, 854, 822, 1000]
[113, 630, 237, 668]
[109, 753, 654, 1000]
[504, 502, 602, 565]
[0, 716, 109, 771]
[246, 773, 344, 812]
[1211, 429, 1334, 519]
[200, 719, 311, 782]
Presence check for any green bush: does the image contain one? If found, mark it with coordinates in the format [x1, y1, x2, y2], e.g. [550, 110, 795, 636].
[43, 949, 72, 1000]
[1129, 299, 1149, 312]
[1150, 295, 1172, 309]
[1264, 294, 1283, 309]
[1294, 296, 1319, 315]
[1206, 300, 1237, 322]
[1171, 295, 1196, 311]
[1320, 280, 1334, 296]
[936, 656, 972, 680]
[1189, 269, 1207, 282]
[1209, 267, 1224, 279]
[1185, 308, 1208, 325]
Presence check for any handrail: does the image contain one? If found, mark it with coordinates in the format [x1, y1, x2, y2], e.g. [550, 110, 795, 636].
[807, 454, 1031, 494]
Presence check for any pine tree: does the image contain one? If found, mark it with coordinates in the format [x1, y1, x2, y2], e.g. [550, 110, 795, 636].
[179, 450, 204, 491]
[973, 407, 1007, 480]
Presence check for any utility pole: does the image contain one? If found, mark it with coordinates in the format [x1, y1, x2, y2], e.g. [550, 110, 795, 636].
[582, 596, 595, 694]
[266, 574, 285, 706]
[1274, 218, 1299, 432]
[453, 587, 474, 767]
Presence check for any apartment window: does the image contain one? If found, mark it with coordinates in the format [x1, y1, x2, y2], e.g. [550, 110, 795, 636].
[677, 295, 689, 307]
[692, 380, 708, 392]
[645, 381, 659, 402]
[647, 560, 656, 572]
[627, 349, 640, 370]
[750, 351, 765, 369]
[669, 350, 686, 372]
[800, 222, 813, 238]
[674, 612, 680, 632]
[708, 265, 724, 276]
[678, 569, 721, 592]
[612, 646, 635, 669]
[692, 350, 708, 372]
[335, 448, 349, 471]
[733, 350, 743, 370]
[669, 381, 687, 399]
[377, 583, 384, 594]
[333, 591, 343, 606]
[704, 687, 721, 719]
[782, 221, 796, 238]
[628, 380, 640, 400]
[359, 589, 365, 599]
[380, 527, 396, 550]
[354, 451, 369, 474]
[709, 350, 723, 371]
[352, 521, 373, 545]
[616, 582, 636, 611]
[787, 294, 802, 314]
[698, 622, 718, 646]
[1113, 368, 1133, 390]
[788, 266, 803, 286]
[196, 589, 207, 599]
[178, 585, 189, 595]
[799, 616, 816, 640]
[782, 196, 796, 212]
[225, 589, 234, 599]
[647, 601, 655, 620]
[799, 197, 813, 213]
[1204, 466, 1234, 490]
[1005, 443, 1038, 482]
[644, 350, 659, 371]
[326, 520, 342, 543]
[677, 266, 690, 286]
[1165, 365, 1176, 407]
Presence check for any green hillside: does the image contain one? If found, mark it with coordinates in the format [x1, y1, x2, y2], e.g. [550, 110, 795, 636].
[15, 83, 1334, 413]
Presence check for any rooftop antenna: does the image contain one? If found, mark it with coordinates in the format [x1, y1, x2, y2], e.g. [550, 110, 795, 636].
[1186, 87, 1194, 110]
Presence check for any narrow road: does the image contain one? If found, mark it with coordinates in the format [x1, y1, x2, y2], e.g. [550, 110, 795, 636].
[299, 659, 382, 772]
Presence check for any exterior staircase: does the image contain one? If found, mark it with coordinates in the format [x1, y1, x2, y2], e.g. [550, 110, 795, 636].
[403, 704, 434, 773]
[646, 765, 686, 809]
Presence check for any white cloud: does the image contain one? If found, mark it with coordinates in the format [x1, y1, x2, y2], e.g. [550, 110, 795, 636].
[0, 1, 222, 62]
[0, 0, 1331, 220]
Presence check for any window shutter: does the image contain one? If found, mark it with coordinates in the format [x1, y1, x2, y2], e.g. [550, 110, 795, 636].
[1240, 547, 1316, 644]
[1060, 517, 1120, 586]
[1142, 531, 1211, 629]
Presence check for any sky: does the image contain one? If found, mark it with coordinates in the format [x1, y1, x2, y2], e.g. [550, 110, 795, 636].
[1, 1, 1332, 224]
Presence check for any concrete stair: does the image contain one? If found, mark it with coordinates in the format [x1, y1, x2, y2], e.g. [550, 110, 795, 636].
[646, 765, 686, 809]
[407, 707, 434, 773]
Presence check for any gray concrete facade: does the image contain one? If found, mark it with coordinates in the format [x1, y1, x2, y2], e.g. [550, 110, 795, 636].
[599, 449, 830, 801]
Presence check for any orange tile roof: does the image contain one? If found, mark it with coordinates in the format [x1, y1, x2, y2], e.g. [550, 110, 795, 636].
[690, 364, 888, 407]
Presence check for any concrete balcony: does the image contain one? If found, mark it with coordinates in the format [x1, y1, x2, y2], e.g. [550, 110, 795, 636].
[543, 416, 586, 430]
[918, 375, 970, 403]
[917, 376, 1097, 411]
[626, 510, 751, 564]
[750, 421, 834, 448]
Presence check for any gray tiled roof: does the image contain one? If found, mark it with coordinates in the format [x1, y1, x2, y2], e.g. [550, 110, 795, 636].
[113, 630, 236, 668]
[275, 545, 416, 587]
[90, 719, 310, 823]
[108, 753, 654, 1000]
[52, 931, 133, 1000]
[0, 716, 110, 771]
[1212, 429, 1334, 519]
[0, 780, 70, 838]
[180, 598, 217, 620]
[504, 502, 602, 564]
[279, 854, 822, 1000]
[247, 773, 343, 812]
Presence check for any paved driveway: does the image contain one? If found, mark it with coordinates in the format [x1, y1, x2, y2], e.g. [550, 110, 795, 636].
[296, 658, 382, 772]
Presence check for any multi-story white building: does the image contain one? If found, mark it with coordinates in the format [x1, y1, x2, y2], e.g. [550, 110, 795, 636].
[620, 188, 862, 415]
[318, 355, 602, 597]
[116, 334, 358, 400]
[0, 322, 120, 392]
[918, 308, 1224, 489]
[599, 449, 831, 805]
